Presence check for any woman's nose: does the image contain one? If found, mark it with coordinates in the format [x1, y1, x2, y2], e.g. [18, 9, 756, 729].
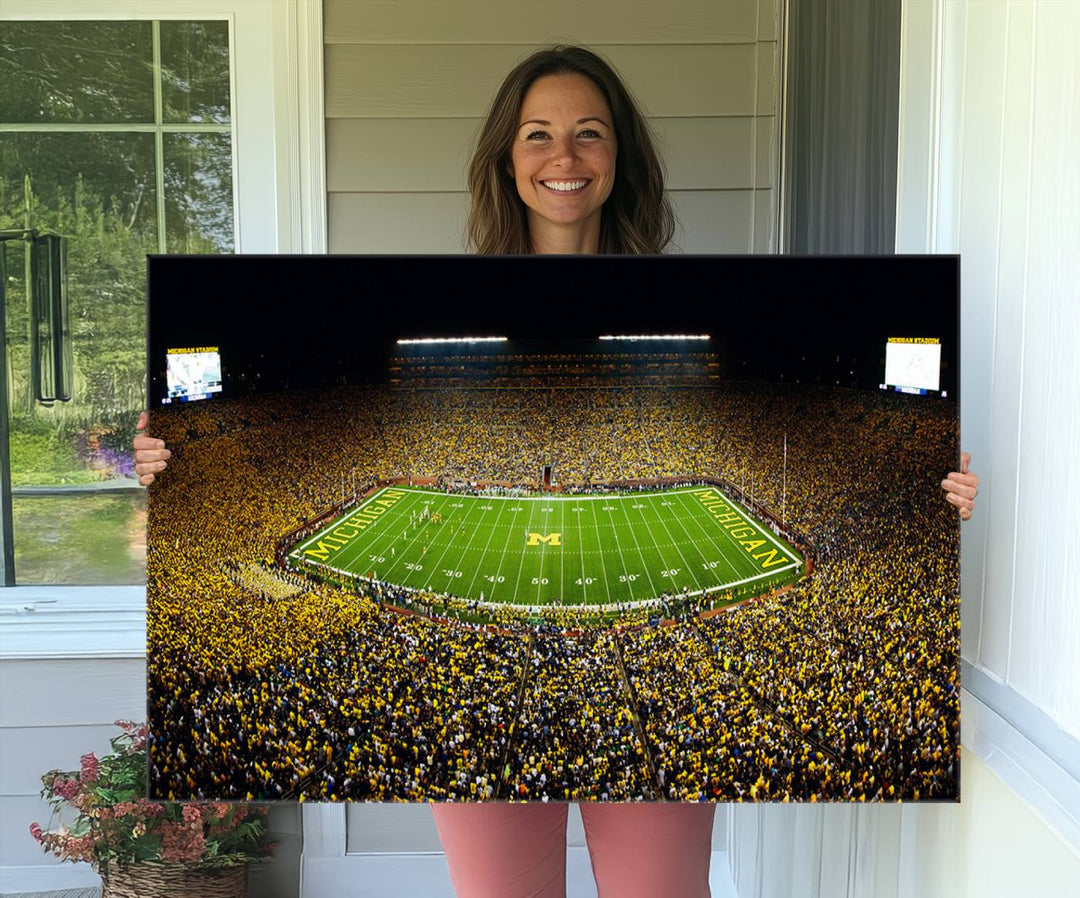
[549, 134, 578, 165]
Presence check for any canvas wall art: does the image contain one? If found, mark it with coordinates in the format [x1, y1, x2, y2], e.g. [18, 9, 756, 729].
[146, 255, 959, 803]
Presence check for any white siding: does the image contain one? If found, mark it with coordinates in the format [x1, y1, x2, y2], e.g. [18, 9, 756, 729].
[324, 0, 782, 254]
[896, 0, 1080, 737]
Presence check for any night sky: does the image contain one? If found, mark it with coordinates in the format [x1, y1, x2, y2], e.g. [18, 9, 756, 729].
[147, 255, 958, 403]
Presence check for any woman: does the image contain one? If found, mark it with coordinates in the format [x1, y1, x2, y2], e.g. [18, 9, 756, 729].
[134, 45, 979, 898]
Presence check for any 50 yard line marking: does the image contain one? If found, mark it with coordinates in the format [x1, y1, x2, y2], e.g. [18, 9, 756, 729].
[534, 501, 554, 605]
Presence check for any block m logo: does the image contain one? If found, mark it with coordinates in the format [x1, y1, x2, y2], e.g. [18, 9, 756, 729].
[526, 532, 562, 546]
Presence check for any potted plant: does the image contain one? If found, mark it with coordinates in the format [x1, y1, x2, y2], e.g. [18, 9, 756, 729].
[31, 720, 274, 897]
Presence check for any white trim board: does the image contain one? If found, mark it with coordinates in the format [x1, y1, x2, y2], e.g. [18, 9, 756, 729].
[0, 587, 145, 660]
[961, 679, 1080, 855]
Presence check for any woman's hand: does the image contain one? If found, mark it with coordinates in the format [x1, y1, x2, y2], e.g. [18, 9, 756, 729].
[133, 410, 171, 486]
[941, 451, 979, 521]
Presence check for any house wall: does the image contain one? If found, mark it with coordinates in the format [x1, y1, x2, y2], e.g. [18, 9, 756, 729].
[0, 635, 300, 898]
[323, 0, 783, 254]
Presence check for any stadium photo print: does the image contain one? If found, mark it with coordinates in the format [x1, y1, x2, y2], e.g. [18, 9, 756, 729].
[145, 254, 960, 804]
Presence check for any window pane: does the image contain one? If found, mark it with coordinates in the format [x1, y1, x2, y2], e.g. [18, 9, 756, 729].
[0, 22, 154, 124]
[160, 20, 232, 124]
[164, 133, 235, 253]
[1, 132, 156, 480]
[2, 132, 155, 583]
[12, 492, 146, 585]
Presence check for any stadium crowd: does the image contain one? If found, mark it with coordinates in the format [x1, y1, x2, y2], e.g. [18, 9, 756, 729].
[147, 375, 959, 803]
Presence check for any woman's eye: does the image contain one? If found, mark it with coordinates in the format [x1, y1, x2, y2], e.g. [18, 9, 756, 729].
[578, 129, 602, 138]
[525, 130, 550, 140]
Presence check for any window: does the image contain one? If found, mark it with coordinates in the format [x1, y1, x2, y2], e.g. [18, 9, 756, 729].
[1, 18, 234, 584]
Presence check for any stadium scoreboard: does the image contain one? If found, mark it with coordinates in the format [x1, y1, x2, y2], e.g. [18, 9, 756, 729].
[163, 346, 222, 404]
[882, 337, 945, 397]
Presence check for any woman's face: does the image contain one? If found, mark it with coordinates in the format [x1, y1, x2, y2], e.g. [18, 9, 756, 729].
[509, 73, 617, 240]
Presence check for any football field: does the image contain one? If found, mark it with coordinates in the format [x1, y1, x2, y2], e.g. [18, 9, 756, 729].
[288, 485, 803, 608]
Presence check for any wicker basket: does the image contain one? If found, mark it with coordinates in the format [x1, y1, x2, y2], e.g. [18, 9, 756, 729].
[100, 862, 247, 898]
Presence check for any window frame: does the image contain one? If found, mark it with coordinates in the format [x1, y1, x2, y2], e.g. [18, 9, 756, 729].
[0, 0, 325, 623]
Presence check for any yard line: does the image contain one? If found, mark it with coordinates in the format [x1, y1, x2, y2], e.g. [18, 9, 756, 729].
[420, 492, 486, 593]
[559, 500, 566, 602]
[652, 492, 721, 587]
[290, 486, 418, 556]
[533, 502, 554, 604]
[588, 501, 616, 603]
[614, 495, 660, 599]
[680, 486, 798, 559]
[573, 499, 590, 604]
[339, 489, 431, 575]
[485, 499, 523, 603]
[463, 497, 510, 599]
[366, 490, 448, 583]
[672, 488, 767, 583]
[636, 491, 707, 594]
[297, 487, 427, 576]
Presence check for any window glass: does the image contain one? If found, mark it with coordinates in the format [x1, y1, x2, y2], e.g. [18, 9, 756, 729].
[160, 20, 231, 124]
[164, 133, 234, 253]
[0, 21, 155, 123]
[1, 20, 234, 585]
[12, 493, 147, 584]
[1, 132, 157, 487]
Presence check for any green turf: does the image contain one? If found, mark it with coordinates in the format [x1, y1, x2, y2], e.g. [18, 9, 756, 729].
[287, 486, 803, 608]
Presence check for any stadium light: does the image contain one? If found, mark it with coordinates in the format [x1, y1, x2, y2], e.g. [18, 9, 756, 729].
[598, 334, 710, 342]
[396, 336, 508, 345]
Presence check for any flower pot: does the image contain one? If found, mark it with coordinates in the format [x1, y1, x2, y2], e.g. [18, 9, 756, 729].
[101, 862, 247, 898]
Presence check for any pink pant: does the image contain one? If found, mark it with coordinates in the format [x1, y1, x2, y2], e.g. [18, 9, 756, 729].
[431, 803, 715, 898]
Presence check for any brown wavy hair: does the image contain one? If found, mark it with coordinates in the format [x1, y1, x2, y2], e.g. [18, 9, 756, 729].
[466, 46, 675, 255]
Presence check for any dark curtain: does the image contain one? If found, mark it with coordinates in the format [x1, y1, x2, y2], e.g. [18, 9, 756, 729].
[783, 0, 902, 253]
